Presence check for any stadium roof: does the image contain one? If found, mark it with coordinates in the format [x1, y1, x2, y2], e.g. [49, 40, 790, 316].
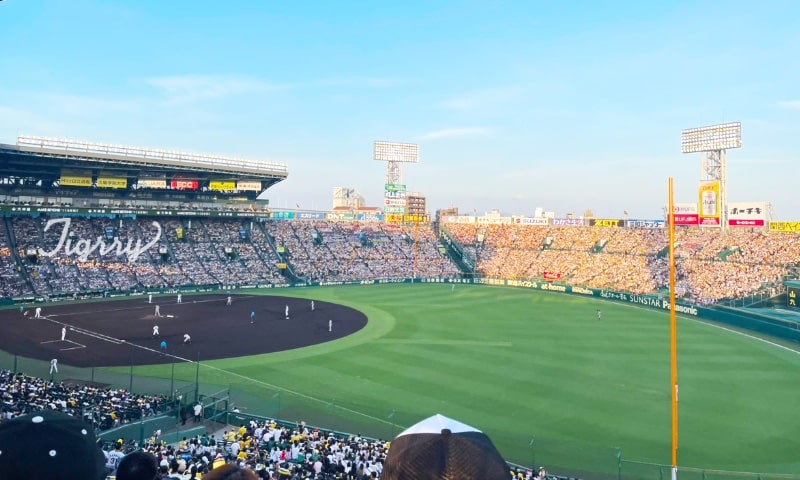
[3, 135, 288, 181]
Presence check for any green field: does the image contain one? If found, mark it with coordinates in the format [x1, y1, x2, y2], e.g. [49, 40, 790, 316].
[116, 284, 800, 477]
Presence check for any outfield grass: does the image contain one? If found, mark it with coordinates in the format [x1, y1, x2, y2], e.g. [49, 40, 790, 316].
[120, 284, 800, 476]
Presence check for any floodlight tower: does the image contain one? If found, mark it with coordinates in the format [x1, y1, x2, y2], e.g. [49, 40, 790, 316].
[374, 141, 419, 186]
[373, 141, 419, 220]
[680, 122, 742, 233]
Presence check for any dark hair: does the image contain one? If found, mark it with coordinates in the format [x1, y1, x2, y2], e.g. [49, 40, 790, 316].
[202, 464, 259, 480]
[116, 451, 159, 480]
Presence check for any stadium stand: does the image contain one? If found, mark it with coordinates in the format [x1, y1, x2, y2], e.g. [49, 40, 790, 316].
[443, 222, 793, 302]
[0, 214, 796, 303]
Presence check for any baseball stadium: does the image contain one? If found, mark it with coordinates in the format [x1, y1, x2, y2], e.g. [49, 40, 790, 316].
[1, 133, 800, 480]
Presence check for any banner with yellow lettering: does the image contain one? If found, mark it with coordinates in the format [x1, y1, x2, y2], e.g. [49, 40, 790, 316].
[97, 176, 127, 189]
[769, 221, 800, 232]
[60, 169, 92, 187]
[698, 180, 721, 226]
[589, 218, 623, 227]
[209, 180, 236, 191]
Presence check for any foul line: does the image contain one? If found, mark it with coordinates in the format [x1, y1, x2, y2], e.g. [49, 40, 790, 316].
[61, 345, 86, 351]
[623, 303, 800, 356]
[40, 337, 86, 351]
[196, 362, 397, 428]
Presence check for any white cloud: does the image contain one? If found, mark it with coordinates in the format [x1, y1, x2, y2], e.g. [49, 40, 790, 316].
[439, 86, 524, 111]
[142, 74, 282, 105]
[419, 127, 491, 140]
[776, 100, 800, 110]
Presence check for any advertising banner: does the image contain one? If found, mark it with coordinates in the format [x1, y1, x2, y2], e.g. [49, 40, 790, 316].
[672, 203, 699, 226]
[138, 178, 167, 189]
[727, 202, 766, 227]
[769, 221, 800, 232]
[296, 212, 325, 220]
[60, 169, 92, 187]
[543, 271, 562, 281]
[385, 183, 407, 192]
[626, 219, 665, 229]
[551, 218, 584, 226]
[325, 212, 354, 220]
[787, 285, 800, 309]
[512, 217, 549, 226]
[384, 198, 406, 206]
[384, 190, 407, 199]
[403, 214, 427, 223]
[476, 216, 512, 225]
[384, 206, 405, 214]
[356, 213, 384, 221]
[96, 176, 127, 189]
[788, 287, 798, 308]
[698, 180, 721, 226]
[441, 216, 475, 224]
[237, 180, 262, 191]
[385, 214, 403, 223]
[0, 205, 271, 218]
[589, 218, 623, 227]
[171, 178, 199, 190]
[271, 210, 295, 220]
[209, 180, 236, 191]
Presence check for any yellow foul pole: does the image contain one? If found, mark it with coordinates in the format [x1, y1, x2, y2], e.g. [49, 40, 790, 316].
[413, 218, 420, 278]
[668, 177, 679, 480]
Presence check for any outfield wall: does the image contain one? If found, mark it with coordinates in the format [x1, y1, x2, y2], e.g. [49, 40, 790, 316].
[466, 278, 800, 343]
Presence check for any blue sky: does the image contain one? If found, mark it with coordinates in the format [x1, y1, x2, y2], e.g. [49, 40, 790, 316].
[1, 0, 799, 219]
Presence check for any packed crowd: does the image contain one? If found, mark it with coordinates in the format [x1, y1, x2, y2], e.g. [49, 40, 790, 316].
[0, 369, 171, 431]
[444, 222, 796, 301]
[1, 214, 797, 304]
[0, 367, 538, 480]
[136, 419, 395, 479]
[264, 220, 459, 282]
[3, 216, 290, 296]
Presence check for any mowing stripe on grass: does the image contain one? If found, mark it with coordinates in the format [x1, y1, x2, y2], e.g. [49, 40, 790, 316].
[373, 339, 513, 347]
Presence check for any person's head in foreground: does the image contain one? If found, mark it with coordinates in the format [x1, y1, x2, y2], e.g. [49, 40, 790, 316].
[202, 463, 259, 480]
[116, 450, 159, 480]
[0, 410, 106, 480]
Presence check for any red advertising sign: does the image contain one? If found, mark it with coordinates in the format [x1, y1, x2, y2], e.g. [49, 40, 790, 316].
[671, 203, 699, 226]
[170, 179, 199, 190]
[729, 219, 765, 227]
[543, 271, 562, 281]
